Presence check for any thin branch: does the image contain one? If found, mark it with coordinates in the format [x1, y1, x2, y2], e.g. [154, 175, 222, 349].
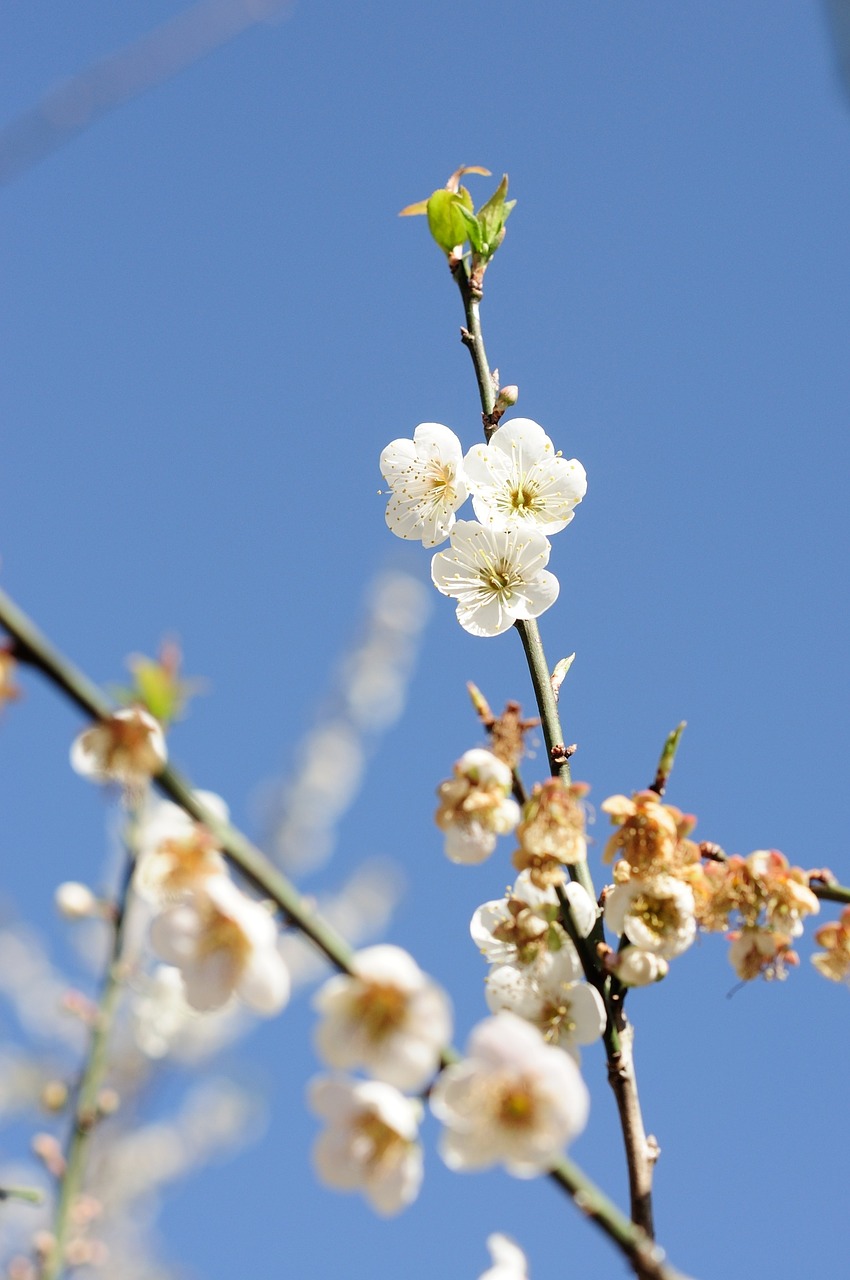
[0, 1186, 44, 1205]
[41, 833, 136, 1280]
[450, 260, 661, 1239]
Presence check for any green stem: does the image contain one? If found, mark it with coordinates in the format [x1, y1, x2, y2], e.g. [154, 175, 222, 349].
[549, 1159, 687, 1280]
[0, 1186, 43, 1205]
[650, 722, 686, 797]
[42, 838, 135, 1280]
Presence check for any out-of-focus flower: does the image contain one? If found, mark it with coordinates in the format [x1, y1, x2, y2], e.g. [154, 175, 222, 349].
[430, 1011, 589, 1176]
[604, 945, 669, 987]
[811, 905, 850, 984]
[431, 521, 558, 638]
[464, 418, 586, 535]
[484, 955, 605, 1058]
[313, 945, 451, 1091]
[380, 423, 469, 547]
[54, 882, 99, 920]
[70, 708, 166, 790]
[695, 849, 819, 939]
[134, 793, 228, 904]
[149, 876, 290, 1015]
[0, 648, 20, 707]
[604, 875, 696, 959]
[601, 791, 697, 875]
[513, 779, 590, 887]
[727, 928, 798, 981]
[309, 1077, 423, 1216]
[435, 748, 520, 865]
[479, 1233, 529, 1280]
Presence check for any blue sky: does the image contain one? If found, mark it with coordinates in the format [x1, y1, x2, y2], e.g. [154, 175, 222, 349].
[1, 3, 849, 1277]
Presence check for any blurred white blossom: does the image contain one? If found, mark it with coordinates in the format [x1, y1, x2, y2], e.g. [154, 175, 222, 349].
[314, 944, 450, 1090]
[309, 1077, 423, 1216]
[70, 708, 166, 789]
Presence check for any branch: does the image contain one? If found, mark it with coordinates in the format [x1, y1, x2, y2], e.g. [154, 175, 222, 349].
[41, 833, 136, 1280]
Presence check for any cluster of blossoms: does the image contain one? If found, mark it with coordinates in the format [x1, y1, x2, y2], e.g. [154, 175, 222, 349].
[471, 872, 604, 1060]
[380, 417, 586, 636]
[600, 790, 822, 983]
[69, 708, 290, 1016]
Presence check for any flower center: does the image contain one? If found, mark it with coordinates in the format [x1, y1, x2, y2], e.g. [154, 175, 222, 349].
[352, 1111, 405, 1171]
[353, 980, 409, 1042]
[199, 909, 250, 964]
[631, 893, 681, 939]
[496, 1078, 537, 1129]
[509, 483, 536, 514]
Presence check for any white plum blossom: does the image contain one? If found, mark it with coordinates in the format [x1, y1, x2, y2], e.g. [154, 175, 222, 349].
[431, 521, 559, 637]
[55, 882, 99, 920]
[608, 946, 669, 988]
[314, 944, 451, 1091]
[435, 748, 520, 865]
[430, 1011, 589, 1176]
[471, 872, 594, 969]
[134, 791, 229, 904]
[484, 955, 606, 1058]
[464, 418, 586, 534]
[70, 707, 167, 789]
[309, 1077, 423, 1216]
[604, 875, 696, 959]
[479, 1234, 529, 1280]
[149, 875, 290, 1015]
[380, 423, 469, 547]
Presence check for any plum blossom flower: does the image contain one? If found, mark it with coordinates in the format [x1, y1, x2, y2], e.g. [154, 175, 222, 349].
[464, 418, 586, 535]
[478, 1234, 529, 1280]
[309, 1077, 423, 1216]
[811, 906, 850, 985]
[430, 1011, 589, 1176]
[435, 748, 520, 865]
[605, 945, 669, 987]
[604, 875, 696, 959]
[149, 875, 290, 1015]
[728, 927, 798, 981]
[471, 872, 595, 970]
[484, 954, 606, 1059]
[134, 792, 228, 904]
[314, 945, 451, 1091]
[380, 423, 469, 547]
[431, 521, 558, 638]
[71, 707, 167, 789]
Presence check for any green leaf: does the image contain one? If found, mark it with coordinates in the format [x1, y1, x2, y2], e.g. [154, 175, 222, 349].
[476, 174, 516, 258]
[426, 188, 472, 253]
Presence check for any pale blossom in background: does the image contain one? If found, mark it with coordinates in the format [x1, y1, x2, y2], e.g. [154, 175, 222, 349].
[470, 872, 594, 969]
[313, 944, 451, 1091]
[430, 1011, 589, 1176]
[464, 418, 586, 535]
[134, 792, 229, 904]
[380, 422, 469, 546]
[431, 521, 559, 637]
[435, 748, 520, 865]
[309, 1077, 423, 1216]
[70, 707, 167, 789]
[149, 875, 290, 1015]
[478, 1233, 529, 1280]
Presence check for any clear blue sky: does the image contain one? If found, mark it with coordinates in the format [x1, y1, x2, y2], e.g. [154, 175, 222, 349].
[1, 3, 849, 1277]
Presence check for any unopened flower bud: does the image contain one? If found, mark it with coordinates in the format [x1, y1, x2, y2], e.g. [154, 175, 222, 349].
[496, 385, 519, 409]
[55, 882, 99, 919]
[31, 1134, 65, 1178]
[96, 1088, 120, 1117]
[40, 1080, 69, 1112]
[610, 946, 669, 987]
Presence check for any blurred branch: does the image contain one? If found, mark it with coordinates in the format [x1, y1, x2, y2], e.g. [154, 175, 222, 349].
[42, 834, 136, 1280]
[0, 0, 294, 187]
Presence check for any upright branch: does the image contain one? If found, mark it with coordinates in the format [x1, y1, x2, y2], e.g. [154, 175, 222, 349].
[41, 830, 136, 1280]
